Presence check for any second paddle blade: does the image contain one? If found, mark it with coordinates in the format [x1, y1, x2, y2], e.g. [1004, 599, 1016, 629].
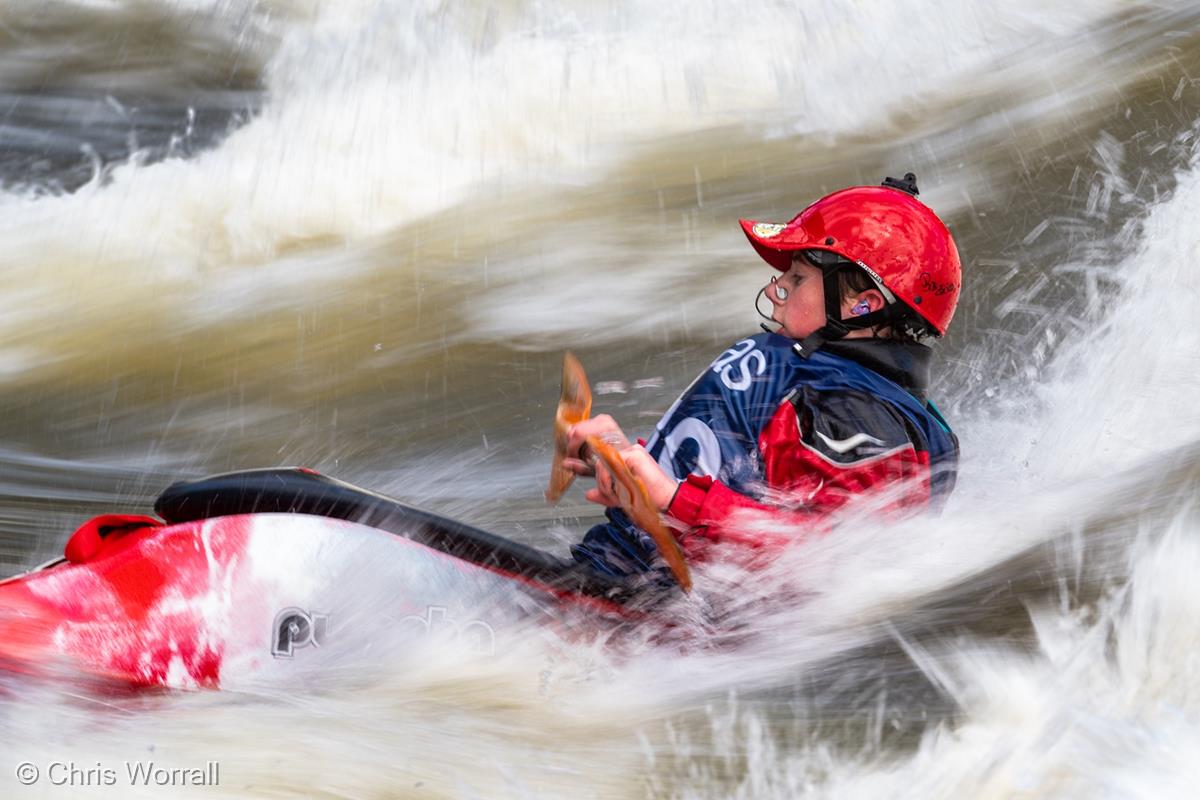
[586, 434, 692, 592]
[545, 352, 593, 503]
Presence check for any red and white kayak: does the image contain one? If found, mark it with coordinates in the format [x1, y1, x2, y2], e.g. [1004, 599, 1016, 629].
[0, 469, 647, 690]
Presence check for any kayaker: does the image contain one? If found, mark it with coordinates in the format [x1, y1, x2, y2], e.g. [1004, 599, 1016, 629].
[564, 173, 962, 577]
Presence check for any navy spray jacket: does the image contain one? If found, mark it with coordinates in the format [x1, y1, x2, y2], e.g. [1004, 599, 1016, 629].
[572, 332, 958, 577]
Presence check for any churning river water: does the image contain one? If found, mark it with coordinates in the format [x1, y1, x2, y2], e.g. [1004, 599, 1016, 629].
[2, 1, 1200, 797]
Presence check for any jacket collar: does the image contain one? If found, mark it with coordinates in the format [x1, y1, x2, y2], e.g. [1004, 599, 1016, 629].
[821, 338, 933, 402]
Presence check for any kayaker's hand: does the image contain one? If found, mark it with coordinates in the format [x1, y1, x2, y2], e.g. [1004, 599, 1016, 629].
[584, 444, 678, 512]
[563, 415, 628, 477]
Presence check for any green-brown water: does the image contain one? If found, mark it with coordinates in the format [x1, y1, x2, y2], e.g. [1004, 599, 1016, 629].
[2, 2, 1199, 797]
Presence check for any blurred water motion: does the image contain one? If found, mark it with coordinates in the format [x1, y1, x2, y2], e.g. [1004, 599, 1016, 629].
[2, 1, 1200, 797]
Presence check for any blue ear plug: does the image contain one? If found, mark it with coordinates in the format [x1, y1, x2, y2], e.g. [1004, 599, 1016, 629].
[852, 301, 870, 316]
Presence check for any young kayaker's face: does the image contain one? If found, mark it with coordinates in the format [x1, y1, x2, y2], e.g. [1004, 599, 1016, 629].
[764, 254, 886, 339]
[763, 257, 830, 339]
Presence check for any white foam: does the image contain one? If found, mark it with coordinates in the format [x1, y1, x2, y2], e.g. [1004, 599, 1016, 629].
[0, 0, 1172, 373]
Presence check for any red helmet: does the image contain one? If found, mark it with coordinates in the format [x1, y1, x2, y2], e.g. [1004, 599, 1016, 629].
[739, 175, 961, 335]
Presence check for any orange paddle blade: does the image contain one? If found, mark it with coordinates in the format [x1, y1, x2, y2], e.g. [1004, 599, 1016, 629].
[545, 352, 593, 502]
[585, 434, 692, 592]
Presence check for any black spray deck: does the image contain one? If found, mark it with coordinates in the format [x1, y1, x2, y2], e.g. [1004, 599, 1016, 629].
[155, 468, 641, 604]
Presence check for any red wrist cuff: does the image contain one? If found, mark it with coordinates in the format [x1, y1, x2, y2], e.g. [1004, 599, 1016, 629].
[667, 474, 714, 526]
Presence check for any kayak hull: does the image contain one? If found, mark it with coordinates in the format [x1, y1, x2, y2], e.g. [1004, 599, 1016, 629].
[0, 470, 645, 689]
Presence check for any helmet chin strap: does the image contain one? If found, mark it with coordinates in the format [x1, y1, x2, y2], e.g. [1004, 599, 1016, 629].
[754, 270, 894, 349]
[792, 265, 896, 358]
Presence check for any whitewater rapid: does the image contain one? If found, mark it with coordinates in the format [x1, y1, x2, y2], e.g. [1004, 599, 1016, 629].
[1, 1, 1199, 798]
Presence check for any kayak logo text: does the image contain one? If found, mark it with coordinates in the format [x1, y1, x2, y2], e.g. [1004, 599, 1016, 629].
[398, 605, 496, 655]
[272, 607, 330, 658]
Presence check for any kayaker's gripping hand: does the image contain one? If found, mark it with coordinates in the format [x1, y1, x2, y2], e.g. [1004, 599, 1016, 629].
[565, 416, 678, 512]
[562, 415, 626, 477]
